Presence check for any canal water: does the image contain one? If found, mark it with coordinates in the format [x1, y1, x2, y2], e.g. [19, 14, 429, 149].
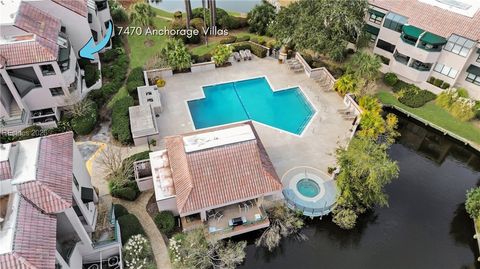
[149, 0, 261, 14]
[238, 112, 480, 269]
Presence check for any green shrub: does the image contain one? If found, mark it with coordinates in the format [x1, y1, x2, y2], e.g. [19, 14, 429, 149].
[397, 86, 436, 108]
[113, 204, 129, 219]
[190, 18, 204, 30]
[84, 64, 100, 88]
[433, 78, 443, 87]
[71, 102, 97, 135]
[154, 211, 175, 235]
[212, 44, 233, 66]
[86, 89, 106, 107]
[392, 80, 410, 93]
[441, 82, 450, 89]
[383, 72, 398, 86]
[102, 49, 119, 63]
[427, 76, 435, 84]
[457, 87, 469, 98]
[449, 98, 476, 122]
[219, 36, 237, 44]
[236, 35, 250, 42]
[111, 187, 138, 201]
[111, 95, 134, 144]
[118, 214, 146, 244]
[231, 42, 251, 52]
[126, 67, 145, 95]
[173, 11, 182, 19]
[111, 6, 128, 23]
[248, 42, 268, 58]
[466, 188, 480, 219]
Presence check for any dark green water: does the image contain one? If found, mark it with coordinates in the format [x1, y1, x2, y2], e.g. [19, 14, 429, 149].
[238, 112, 480, 269]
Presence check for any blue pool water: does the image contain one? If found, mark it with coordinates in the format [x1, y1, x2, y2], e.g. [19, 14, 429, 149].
[296, 178, 320, 198]
[187, 77, 315, 135]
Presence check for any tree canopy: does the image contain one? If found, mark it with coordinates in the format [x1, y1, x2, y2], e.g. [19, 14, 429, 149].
[247, 1, 276, 35]
[129, 2, 154, 27]
[269, 0, 368, 58]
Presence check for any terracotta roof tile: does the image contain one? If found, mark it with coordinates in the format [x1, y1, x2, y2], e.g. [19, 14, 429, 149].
[52, 0, 88, 17]
[0, 160, 12, 180]
[165, 122, 282, 215]
[0, 197, 57, 269]
[15, 2, 61, 43]
[369, 0, 480, 41]
[18, 132, 73, 214]
[0, 36, 58, 67]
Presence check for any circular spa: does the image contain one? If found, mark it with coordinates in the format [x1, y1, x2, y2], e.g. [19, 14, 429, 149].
[282, 167, 337, 217]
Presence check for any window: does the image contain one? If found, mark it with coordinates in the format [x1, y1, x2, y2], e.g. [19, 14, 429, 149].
[444, 34, 475, 57]
[96, 0, 108, 11]
[40, 64, 55, 76]
[104, 20, 111, 29]
[433, 63, 458, 78]
[88, 13, 92, 23]
[368, 9, 384, 24]
[91, 30, 98, 42]
[466, 73, 480, 85]
[49, 87, 64, 96]
[477, 53, 480, 63]
[393, 50, 410, 65]
[73, 174, 79, 190]
[383, 12, 407, 33]
[376, 39, 396, 53]
[409, 59, 432, 72]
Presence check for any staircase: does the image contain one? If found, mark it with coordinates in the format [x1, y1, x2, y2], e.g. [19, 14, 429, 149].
[9, 101, 22, 118]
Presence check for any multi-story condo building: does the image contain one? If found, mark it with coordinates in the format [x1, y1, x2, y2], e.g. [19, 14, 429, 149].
[0, 132, 122, 269]
[0, 0, 113, 132]
[366, 0, 480, 99]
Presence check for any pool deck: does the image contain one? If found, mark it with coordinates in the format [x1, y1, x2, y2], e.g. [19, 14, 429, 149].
[155, 57, 353, 177]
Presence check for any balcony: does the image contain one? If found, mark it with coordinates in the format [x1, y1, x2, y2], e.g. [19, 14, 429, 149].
[58, 33, 71, 73]
[181, 200, 270, 240]
[1, 109, 28, 128]
[92, 205, 121, 248]
[31, 107, 58, 126]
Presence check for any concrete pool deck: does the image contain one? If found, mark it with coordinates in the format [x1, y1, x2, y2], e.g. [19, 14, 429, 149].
[155, 57, 353, 177]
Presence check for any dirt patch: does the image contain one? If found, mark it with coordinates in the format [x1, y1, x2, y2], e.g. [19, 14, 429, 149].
[146, 193, 159, 218]
[144, 39, 155, 47]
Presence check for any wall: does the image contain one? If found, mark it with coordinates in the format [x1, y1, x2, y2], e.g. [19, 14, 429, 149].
[191, 61, 216, 73]
[157, 196, 179, 215]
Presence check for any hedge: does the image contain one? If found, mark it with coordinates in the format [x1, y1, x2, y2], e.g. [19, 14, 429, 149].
[113, 204, 129, 219]
[126, 67, 145, 95]
[111, 95, 134, 145]
[154, 211, 175, 235]
[71, 102, 98, 135]
[231, 42, 268, 58]
[397, 86, 436, 108]
[383, 73, 398, 87]
[219, 36, 237, 44]
[236, 36, 250, 42]
[118, 214, 146, 244]
[111, 187, 137, 201]
[84, 64, 100, 88]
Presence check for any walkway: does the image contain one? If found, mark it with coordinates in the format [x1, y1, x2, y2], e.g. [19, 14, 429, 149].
[113, 191, 173, 269]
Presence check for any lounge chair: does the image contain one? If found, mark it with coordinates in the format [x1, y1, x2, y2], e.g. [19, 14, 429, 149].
[245, 49, 252, 60]
[233, 52, 241, 62]
[343, 114, 357, 121]
[337, 107, 351, 113]
[239, 50, 248, 60]
[286, 58, 298, 65]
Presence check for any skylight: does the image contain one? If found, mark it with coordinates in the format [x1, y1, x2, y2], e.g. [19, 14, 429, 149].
[418, 0, 480, 17]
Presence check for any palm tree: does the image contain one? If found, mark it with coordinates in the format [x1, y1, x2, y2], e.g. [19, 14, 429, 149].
[346, 51, 382, 95]
[129, 2, 153, 27]
[208, 0, 216, 31]
[184, 0, 192, 29]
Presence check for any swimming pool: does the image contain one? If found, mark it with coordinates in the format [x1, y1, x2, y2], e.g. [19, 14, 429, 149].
[187, 77, 315, 135]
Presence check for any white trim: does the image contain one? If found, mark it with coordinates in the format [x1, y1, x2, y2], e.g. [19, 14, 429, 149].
[183, 75, 318, 138]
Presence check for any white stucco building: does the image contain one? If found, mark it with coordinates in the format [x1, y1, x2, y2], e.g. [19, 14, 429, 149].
[366, 0, 480, 99]
[0, 0, 113, 132]
[0, 132, 122, 269]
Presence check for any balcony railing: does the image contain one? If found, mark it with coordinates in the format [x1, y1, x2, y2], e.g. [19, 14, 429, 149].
[1, 109, 27, 127]
[92, 206, 120, 248]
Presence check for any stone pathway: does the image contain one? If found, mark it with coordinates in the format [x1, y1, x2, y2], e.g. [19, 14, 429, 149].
[113, 191, 173, 269]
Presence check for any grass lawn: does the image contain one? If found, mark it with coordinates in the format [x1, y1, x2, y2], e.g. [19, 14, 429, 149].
[190, 32, 273, 56]
[376, 91, 480, 145]
[108, 86, 128, 109]
[152, 6, 174, 19]
[127, 17, 170, 68]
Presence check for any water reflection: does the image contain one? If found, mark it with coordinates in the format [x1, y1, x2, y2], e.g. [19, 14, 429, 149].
[238, 110, 480, 269]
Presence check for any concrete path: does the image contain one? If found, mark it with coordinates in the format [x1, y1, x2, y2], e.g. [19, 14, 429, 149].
[113, 191, 173, 269]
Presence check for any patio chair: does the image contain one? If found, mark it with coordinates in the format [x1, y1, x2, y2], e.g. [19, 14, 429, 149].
[343, 114, 357, 121]
[337, 107, 351, 113]
[233, 52, 241, 62]
[286, 58, 298, 65]
[245, 49, 252, 60]
[239, 50, 248, 60]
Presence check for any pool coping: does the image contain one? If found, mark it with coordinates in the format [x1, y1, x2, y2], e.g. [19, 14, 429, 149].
[183, 75, 319, 138]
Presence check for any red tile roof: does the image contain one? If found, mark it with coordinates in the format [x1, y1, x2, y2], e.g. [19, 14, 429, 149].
[0, 160, 12, 180]
[369, 0, 480, 41]
[0, 36, 58, 67]
[0, 2, 61, 67]
[0, 197, 57, 269]
[165, 122, 282, 215]
[14, 2, 61, 43]
[18, 132, 74, 214]
[52, 0, 88, 17]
